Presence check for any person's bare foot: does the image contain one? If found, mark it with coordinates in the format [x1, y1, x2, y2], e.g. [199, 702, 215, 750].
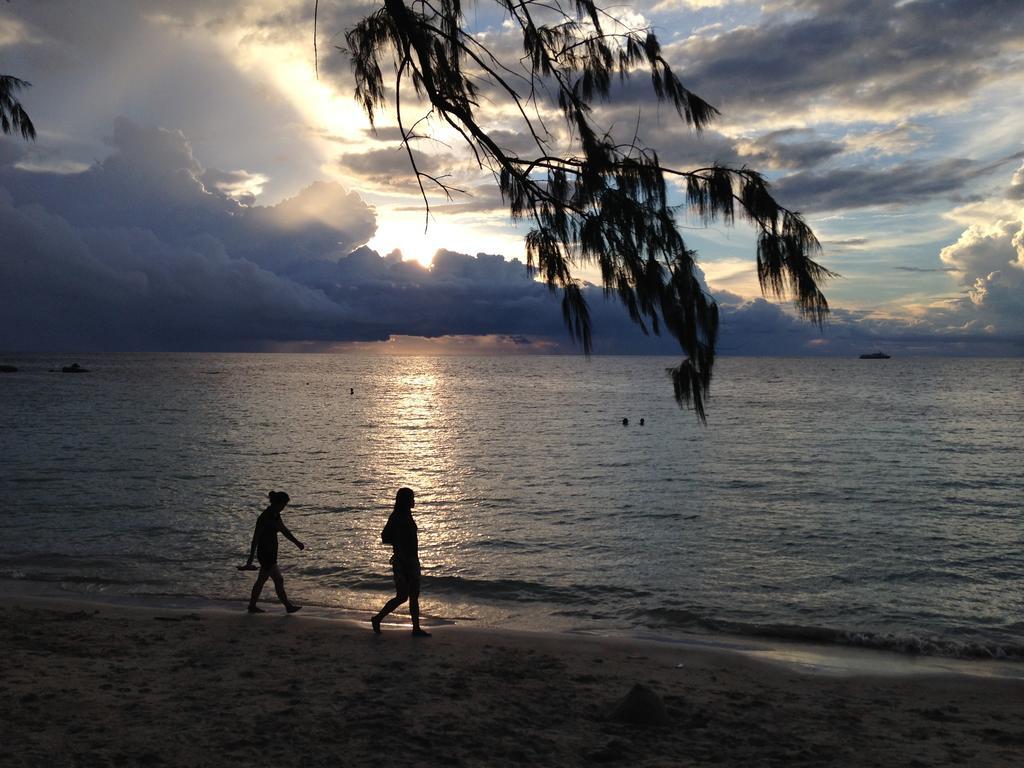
[247, 604, 264, 614]
[371, 616, 381, 634]
[285, 604, 302, 614]
[412, 628, 431, 637]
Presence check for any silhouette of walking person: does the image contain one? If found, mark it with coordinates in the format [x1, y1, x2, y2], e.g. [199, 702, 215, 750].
[371, 487, 430, 637]
[239, 491, 304, 613]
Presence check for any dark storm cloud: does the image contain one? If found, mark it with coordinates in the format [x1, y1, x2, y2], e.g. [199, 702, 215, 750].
[338, 147, 442, 176]
[0, 118, 377, 350]
[337, 146, 464, 193]
[739, 129, 844, 171]
[0, 118, 678, 352]
[673, 0, 1024, 117]
[2, 119, 377, 272]
[771, 158, 987, 212]
[822, 238, 868, 247]
[609, 116, 742, 169]
[0, 116, 869, 355]
[561, 103, 846, 179]
[290, 247, 578, 342]
[893, 266, 957, 274]
[485, 129, 548, 157]
[3, 114, 1018, 355]
[713, 294, 1024, 356]
[0, 186, 355, 350]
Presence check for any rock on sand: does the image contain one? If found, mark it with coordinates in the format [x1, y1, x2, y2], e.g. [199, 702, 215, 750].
[611, 683, 671, 727]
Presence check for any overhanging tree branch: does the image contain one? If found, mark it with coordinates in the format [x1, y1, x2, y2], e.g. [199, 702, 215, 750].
[0, 75, 36, 141]
[332, 0, 835, 421]
[2, 2, 36, 141]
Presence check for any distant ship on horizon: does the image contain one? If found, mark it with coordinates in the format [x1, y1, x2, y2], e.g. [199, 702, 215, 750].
[859, 351, 891, 359]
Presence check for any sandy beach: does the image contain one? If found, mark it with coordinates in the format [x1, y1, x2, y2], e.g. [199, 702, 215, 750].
[2, 596, 1022, 767]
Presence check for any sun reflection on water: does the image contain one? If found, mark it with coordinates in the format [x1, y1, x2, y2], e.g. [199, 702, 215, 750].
[368, 361, 468, 574]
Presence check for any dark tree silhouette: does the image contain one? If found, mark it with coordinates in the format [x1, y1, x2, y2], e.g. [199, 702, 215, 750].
[2, 2, 36, 140]
[0, 75, 35, 140]
[326, 0, 835, 419]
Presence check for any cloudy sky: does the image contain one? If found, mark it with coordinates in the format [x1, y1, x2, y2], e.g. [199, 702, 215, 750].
[1, 0, 1022, 355]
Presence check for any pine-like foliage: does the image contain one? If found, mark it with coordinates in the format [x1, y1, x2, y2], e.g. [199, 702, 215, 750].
[0, 75, 35, 140]
[338, 0, 835, 421]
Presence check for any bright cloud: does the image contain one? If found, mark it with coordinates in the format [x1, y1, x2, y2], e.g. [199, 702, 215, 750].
[936, 171, 1024, 337]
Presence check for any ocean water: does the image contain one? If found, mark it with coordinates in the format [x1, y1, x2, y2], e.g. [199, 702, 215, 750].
[1, 353, 1021, 659]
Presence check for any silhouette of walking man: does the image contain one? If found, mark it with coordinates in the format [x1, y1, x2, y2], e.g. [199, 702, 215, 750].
[371, 487, 430, 636]
[239, 491, 304, 613]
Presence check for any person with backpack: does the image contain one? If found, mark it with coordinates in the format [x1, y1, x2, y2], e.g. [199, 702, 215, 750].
[371, 487, 430, 637]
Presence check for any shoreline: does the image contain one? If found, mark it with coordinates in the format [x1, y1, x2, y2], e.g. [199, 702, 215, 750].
[4, 580, 1022, 681]
[8, 581, 1024, 684]
[4, 593, 1023, 766]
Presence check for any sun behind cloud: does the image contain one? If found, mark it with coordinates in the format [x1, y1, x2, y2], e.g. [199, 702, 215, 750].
[367, 210, 526, 269]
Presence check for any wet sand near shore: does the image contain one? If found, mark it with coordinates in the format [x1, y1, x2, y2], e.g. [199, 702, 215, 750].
[2, 596, 1022, 767]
